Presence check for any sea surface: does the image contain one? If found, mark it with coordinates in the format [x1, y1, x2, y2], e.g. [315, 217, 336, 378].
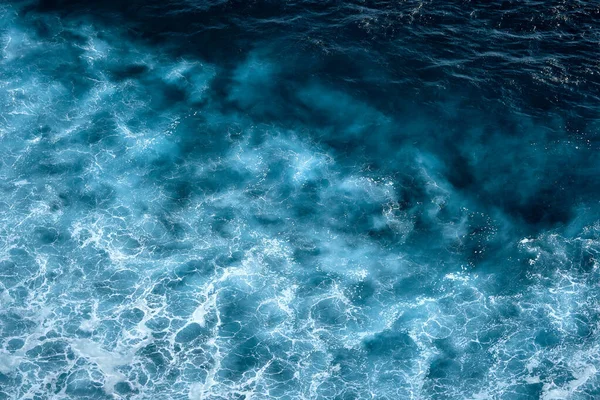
[1, 1, 599, 399]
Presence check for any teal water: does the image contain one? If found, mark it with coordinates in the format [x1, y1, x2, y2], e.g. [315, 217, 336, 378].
[1, 1, 600, 399]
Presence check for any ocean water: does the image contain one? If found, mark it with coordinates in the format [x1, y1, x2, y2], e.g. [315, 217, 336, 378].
[0, 0, 599, 398]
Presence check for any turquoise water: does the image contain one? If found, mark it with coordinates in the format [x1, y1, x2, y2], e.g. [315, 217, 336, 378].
[1, 1, 600, 399]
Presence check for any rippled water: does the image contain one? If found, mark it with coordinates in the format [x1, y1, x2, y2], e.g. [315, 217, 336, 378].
[1, 1, 600, 399]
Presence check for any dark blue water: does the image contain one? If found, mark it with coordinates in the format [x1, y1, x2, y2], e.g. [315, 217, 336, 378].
[1, 1, 599, 398]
